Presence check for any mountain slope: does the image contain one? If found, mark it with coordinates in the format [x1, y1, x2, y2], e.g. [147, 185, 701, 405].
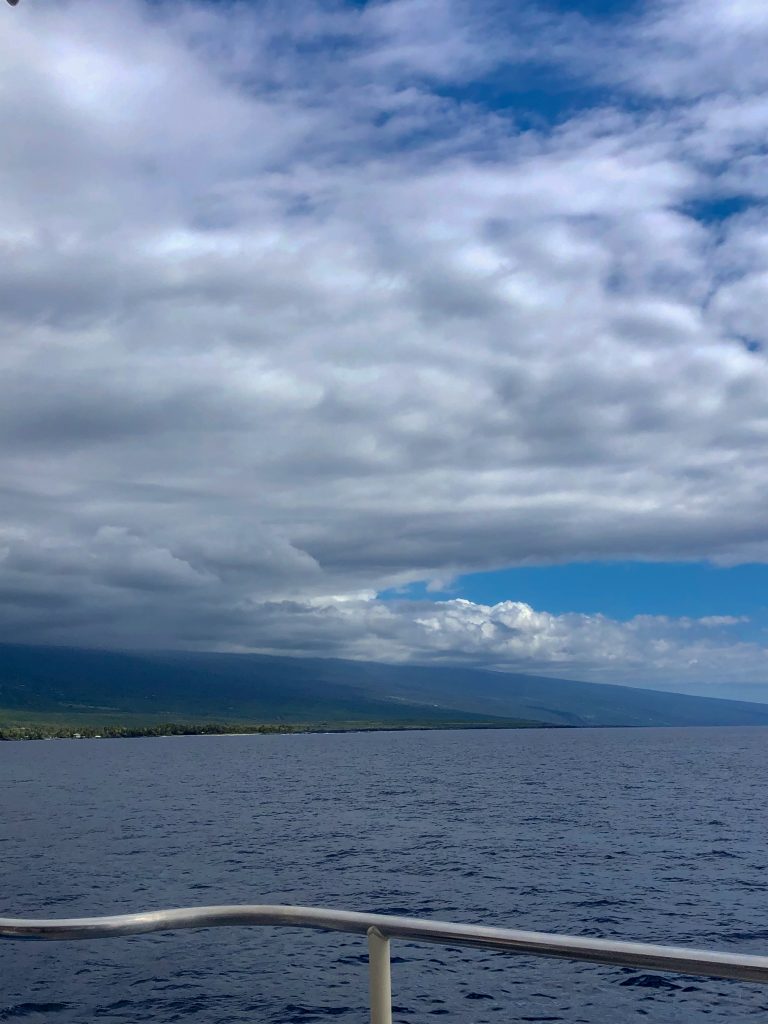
[158, 652, 768, 727]
[2, 643, 768, 728]
[0, 643, 533, 728]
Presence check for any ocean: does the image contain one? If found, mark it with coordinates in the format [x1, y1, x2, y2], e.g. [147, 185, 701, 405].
[2, 726, 768, 1022]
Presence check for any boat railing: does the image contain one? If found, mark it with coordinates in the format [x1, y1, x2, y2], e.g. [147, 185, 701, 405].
[3, 904, 768, 1023]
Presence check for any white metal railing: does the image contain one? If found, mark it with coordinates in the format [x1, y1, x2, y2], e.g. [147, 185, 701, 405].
[3, 904, 768, 1023]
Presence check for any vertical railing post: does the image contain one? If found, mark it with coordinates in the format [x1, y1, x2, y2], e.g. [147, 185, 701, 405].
[367, 926, 392, 1024]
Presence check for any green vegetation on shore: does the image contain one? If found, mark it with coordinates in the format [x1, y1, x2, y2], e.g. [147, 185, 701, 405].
[0, 717, 549, 741]
[0, 721, 294, 741]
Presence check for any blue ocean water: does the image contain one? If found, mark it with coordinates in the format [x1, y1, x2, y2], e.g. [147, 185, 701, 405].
[2, 726, 768, 1023]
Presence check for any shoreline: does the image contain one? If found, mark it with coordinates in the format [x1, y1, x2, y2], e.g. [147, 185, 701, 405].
[0, 718, 559, 741]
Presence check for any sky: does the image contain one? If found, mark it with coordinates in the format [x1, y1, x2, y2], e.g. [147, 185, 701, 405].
[1, 0, 768, 698]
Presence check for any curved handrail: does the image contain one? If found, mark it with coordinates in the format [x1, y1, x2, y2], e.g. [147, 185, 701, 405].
[3, 904, 768, 983]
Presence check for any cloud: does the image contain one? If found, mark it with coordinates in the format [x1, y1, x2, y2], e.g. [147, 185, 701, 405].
[1, 0, 768, 684]
[610, 0, 768, 100]
[191, 595, 768, 689]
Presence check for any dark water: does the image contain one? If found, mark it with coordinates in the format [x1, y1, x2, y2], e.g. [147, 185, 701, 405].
[2, 727, 768, 1023]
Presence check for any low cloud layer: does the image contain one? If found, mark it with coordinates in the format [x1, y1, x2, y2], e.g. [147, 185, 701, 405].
[215, 596, 767, 690]
[2, 0, 768, 687]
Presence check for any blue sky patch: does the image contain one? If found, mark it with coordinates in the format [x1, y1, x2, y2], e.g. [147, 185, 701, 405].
[382, 561, 768, 626]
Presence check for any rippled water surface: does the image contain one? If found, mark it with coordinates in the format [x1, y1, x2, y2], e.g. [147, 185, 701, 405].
[3, 726, 768, 1022]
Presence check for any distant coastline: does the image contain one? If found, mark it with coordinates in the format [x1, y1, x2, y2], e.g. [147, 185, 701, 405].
[0, 719, 556, 742]
[5, 643, 768, 732]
